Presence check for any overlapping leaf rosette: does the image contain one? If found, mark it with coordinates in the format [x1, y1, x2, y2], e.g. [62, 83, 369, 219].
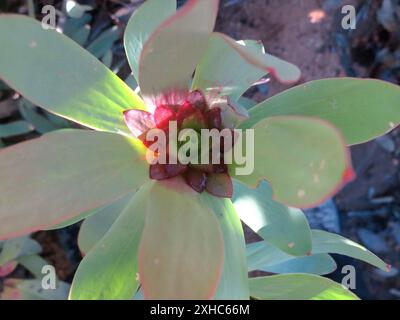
[0, 0, 399, 300]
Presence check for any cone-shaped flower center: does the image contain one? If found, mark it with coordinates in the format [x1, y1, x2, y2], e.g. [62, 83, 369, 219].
[124, 90, 233, 198]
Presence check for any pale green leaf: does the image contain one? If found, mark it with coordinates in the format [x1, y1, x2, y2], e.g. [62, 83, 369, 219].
[102, 50, 113, 68]
[0, 15, 145, 135]
[138, 0, 218, 97]
[262, 254, 336, 275]
[0, 236, 41, 265]
[233, 180, 311, 256]
[124, 0, 176, 83]
[192, 33, 300, 100]
[246, 238, 337, 275]
[0, 120, 34, 138]
[230, 116, 353, 209]
[248, 230, 388, 272]
[241, 78, 400, 145]
[18, 279, 70, 300]
[78, 193, 133, 255]
[249, 274, 359, 300]
[238, 97, 257, 110]
[311, 230, 389, 272]
[200, 193, 249, 300]
[138, 177, 224, 299]
[69, 188, 147, 300]
[18, 99, 58, 134]
[69, 24, 90, 46]
[65, 1, 93, 19]
[87, 26, 119, 59]
[17, 254, 50, 278]
[0, 129, 148, 238]
[45, 208, 95, 230]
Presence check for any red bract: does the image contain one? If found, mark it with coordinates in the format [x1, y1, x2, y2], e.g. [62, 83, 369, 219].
[124, 89, 233, 198]
[185, 169, 207, 193]
[154, 105, 176, 129]
[205, 107, 222, 129]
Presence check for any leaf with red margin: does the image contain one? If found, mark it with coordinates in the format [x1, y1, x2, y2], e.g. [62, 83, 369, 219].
[0, 15, 145, 135]
[230, 116, 354, 209]
[138, 177, 224, 299]
[248, 229, 389, 272]
[249, 274, 359, 300]
[0, 261, 17, 277]
[240, 78, 400, 145]
[200, 194, 249, 300]
[124, 0, 177, 83]
[233, 180, 312, 256]
[138, 0, 219, 98]
[70, 188, 147, 300]
[192, 33, 301, 100]
[0, 129, 148, 239]
[77, 193, 133, 255]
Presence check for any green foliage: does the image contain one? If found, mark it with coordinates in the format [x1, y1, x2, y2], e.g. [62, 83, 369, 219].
[233, 181, 311, 256]
[240, 78, 400, 145]
[0, 0, 398, 300]
[249, 274, 359, 300]
[231, 116, 353, 208]
[0, 236, 69, 300]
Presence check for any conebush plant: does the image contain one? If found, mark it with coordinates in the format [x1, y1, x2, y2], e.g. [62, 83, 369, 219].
[0, 0, 399, 300]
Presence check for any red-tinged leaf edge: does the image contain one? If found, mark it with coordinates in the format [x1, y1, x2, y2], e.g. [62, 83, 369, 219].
[0, 261, 18, 277]
[138, 0, 219, 103]
[138, 177, 224, 299]
[0, 131, 148, 240]
[236, 115, 355, 209]
[214, 32, 301, 85]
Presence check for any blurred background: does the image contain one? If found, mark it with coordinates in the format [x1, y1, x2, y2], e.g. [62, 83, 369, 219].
[0, 0, 399, 299]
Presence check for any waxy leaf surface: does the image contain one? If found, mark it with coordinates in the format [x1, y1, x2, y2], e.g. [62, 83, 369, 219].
[0, 129, 147, 239]
[201, 194, 249, 300]
[70, 187, 148, 300]
[231, 116, 353, 208]
[78, 193, 133, 255]
[246, 242, 336, 275]
[138, 0, 219, 97]
[233, 181, 311, 256]
[138, 178, 224, 299]
[249, 274, 359, 300]
[248, 230, 388, 271]
[241, 78, 400, 145]
[193, 33, 300, 100]
[0, 15, 145, 135]
[124, 0, 176, 83]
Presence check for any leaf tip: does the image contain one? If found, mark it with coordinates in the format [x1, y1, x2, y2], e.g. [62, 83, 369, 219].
[342, 166, 356, 184]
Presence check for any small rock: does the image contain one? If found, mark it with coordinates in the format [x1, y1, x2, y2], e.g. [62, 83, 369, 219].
[357, 228, 390, 253]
